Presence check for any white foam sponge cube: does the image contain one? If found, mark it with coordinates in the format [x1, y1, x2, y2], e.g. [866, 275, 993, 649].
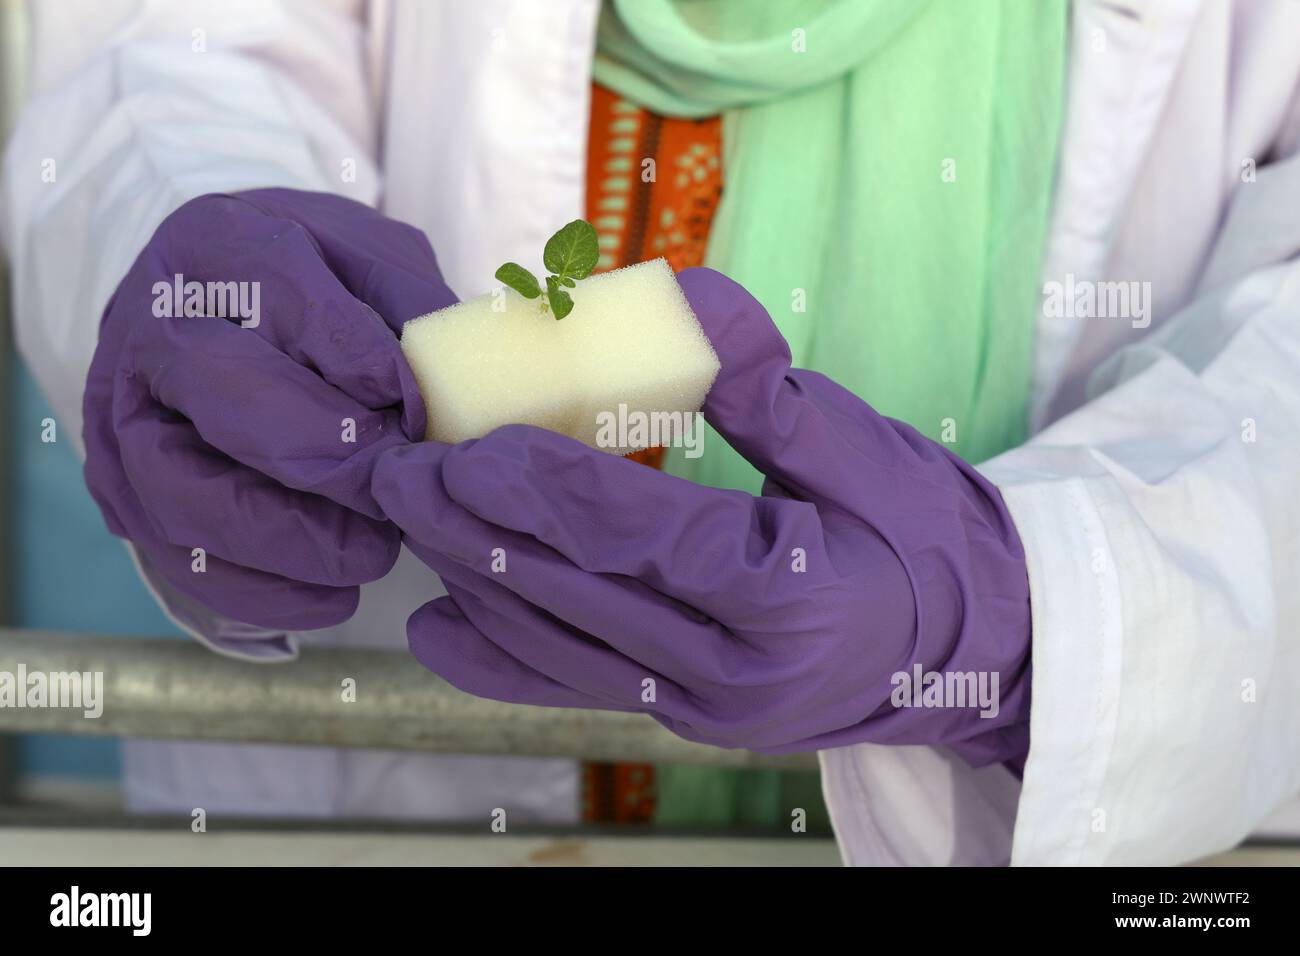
[400, 258, 720, 454]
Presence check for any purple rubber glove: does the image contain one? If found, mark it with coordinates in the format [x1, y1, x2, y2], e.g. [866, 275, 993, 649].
[373, 268, 1032, 762]
[83, 189, 454, 631]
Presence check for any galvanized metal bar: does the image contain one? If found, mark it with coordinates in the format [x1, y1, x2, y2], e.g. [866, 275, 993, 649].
[0, 629, 817, 769]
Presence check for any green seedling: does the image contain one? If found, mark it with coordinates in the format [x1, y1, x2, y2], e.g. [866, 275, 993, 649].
[494, 219, 599, 320]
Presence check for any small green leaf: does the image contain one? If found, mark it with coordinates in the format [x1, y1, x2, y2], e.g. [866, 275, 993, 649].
[560, 277, 576, 288]
[543, 220, 599, 282]
[545, 276, 573, 320]
[549, 291, 574, 320]
[494, 262, 542, 299]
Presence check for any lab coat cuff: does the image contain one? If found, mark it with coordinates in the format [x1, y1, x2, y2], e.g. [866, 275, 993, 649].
[982, 471, 1123, 865]
[126, 542, 300, 663]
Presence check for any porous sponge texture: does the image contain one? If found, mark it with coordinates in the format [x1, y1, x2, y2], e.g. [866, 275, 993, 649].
[400, 258, 720, 453]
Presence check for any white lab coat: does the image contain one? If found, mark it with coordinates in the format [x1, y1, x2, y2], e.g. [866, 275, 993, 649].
[2, 0, 1298, 862]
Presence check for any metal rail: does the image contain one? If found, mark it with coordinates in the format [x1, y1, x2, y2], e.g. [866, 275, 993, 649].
[0, 629, 816, 769]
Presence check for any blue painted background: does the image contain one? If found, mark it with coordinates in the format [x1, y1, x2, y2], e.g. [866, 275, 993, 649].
[10, 358, 184, 781]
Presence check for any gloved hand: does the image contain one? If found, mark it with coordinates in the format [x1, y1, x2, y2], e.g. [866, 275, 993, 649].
[84, 188, 454, 631]
[372, 268, 1032, 761]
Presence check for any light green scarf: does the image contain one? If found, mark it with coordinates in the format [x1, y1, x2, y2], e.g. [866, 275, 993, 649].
[593, 0, 1067, 828]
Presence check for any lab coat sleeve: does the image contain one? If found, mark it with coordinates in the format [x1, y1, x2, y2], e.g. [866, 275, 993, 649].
[0, 0, 380, 447]
[0, 0, 379, 656]
[823, 115, 1300, 866]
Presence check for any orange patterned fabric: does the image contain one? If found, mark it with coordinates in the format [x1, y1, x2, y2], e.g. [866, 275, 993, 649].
[580, 82, 724, 824]
[586, 82, 724, 275]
